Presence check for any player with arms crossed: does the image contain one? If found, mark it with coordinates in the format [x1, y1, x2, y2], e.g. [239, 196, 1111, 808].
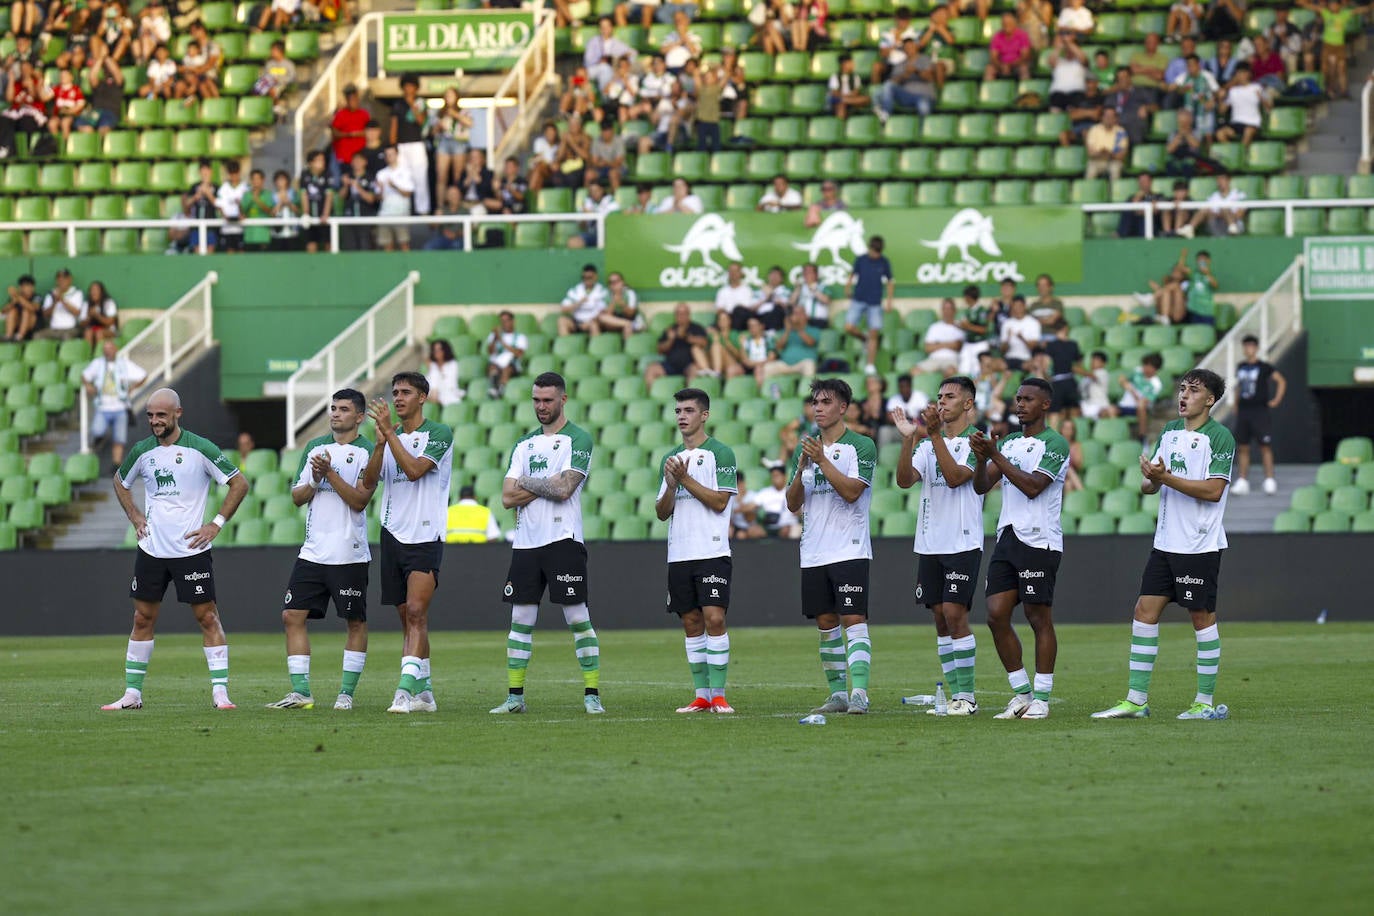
[103, 388, 248, 710]
[491, 372, 605, 715]
[971, 378, 1071, 720]
[1093, 368, 1234, 721]
[788, 378, 879, 715]
[362, 372, 453, 715]
[892, 375, 984, 716]
[268, 389, 378, 711]
[656, 387, 739, 714]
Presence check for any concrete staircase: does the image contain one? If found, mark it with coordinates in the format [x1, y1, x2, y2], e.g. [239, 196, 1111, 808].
[1294, 35, 1374, 176]
[1223, 462, 1317, 533]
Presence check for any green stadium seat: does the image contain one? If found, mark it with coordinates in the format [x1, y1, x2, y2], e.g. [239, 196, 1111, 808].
[73, 162, 111, 192]
[63, 131, 101, 161]
[765, 117, 804, 146]
[102, 229, 139, 255]
[1100, 489, 1139, 519]
[772, 52, 810, 82]
[1033, 112, 1069, 144]
[34, 477, 71, 507]
[1265, 107, 1306, 140]
[1327, 209, 1363, 235]
[211, 129, 250, 159]
[973, 148, 1010, 178]
[1245, 209, 1282, 237]
[1354, 463, 1374, 492]
[1051, 147, 1085, 177]
[880, 114, 919, 146]
[1329, 486, 1369, 515]
[707, 151, 744, 181]
[1244, 142, 1286, 174]
[1291, 209, 1325, 236]
[173, 129, 211, 159]
[1289, 486, 1327, 515]
[746, 151, 783, 181]
[916, 182, 954, 207]
[953, 113, 994, 145]
[285, 31, 320, 61]
[1031, 179, 1069, 205]
[859, 149, 896, 180]
[1346, 175, 1374, 199]
[0, 521, 15, 550]
[246, 31, 282, 61]
[1092, 417, 1131, 443]
[198, 97, 237, 126]
[27, 230, 65, 256]
[201, 2, 235, 30]
[896, 148, 933, 179]
[696, 185, 724, 212]
[915, 113, 956, 146]
[1117, 513, 1157, 535]
[124, 97, 163, 128]
[841, 115, 880, 147]
[1130, 144, 1164, 174]
[1353, 512, 1374, 533]
[1336, 436, 1373, 465]
[7, 499, 44, 531]
[513, 223, 550, 249]
[235, 95, 274, 127]
[804, 115, 842, 145]
[1315, 462, 1354, 491]
[977, 80, 1017, 112]
[216, 33, 247, 61]
[994, 112, 1032, 145]
[939, 80, 976, 110]
[783, 149, 819, 181]
[222, 65, 259, 96]
[953, 180, 992, 207]
[1082, 464, 1120, 492]
[818, 149, 855, 179]
[162, 98, 197, 128]
[1010, 147, 1050, 177]
[633, 152, 668, 183]
[1076, 514, 1117, 535]
[50, 196, 87, 221]
[1071, 178, 1109, 204]
[877, 181, 915, 209]
[933, 147, 972, 178]
[1266, 175, 1302, 200]
[751, 84, 788, 116]
[1312, 511, 1352, 533]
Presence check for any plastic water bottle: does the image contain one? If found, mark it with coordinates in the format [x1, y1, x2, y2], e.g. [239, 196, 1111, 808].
[799, 714, 827, 725]
[1316, 609, 1328, 624]
[933, 682, 948, 716]
[902, 694, 937, 706]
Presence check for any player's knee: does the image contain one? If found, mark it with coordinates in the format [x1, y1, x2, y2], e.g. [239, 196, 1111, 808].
[194, 606, 221, 631]
[703, 608, 726, 633]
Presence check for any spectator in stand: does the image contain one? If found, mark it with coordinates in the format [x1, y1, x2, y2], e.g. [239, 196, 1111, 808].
[1058, 418, 1085, 493]
[2, 275, 40, 341]
[585, 17, 637, 90]
[79, 49, 123, 135]
[299, 149, 334, 253]
[133, 3, 171, 65]
[1204, 37, 1238, 85]
[845, 234, 894, 377]
[176, 39, 218, 101]
[455, 147, 496, 214]
[556, 114, 592, 188]
[188, 22, 222, 96]
[1058, 73, 1103, 146]
[602, 56, 640, 124]
[654, 176, 703, 214]
[1159, 178, 1192, 236]
[634, 53, 675, 120]
[661, 9, 702, 75]
[794, 0, 829, 52]
[233, 431, 255, 472]
[752, 265, 791, 330]
[485, 310, 529, 399]
[1084, 106, 1129, 181]
[82, 338, 147, 468]
[1015, 0, 1053, 49]
[711, 312, 771, 378]
[1180, 172, 1246, 237]
[757, 174, 803, 213]
[1214, 64, 1268, 146]
[138, 43, 176, 98]
[616, 0, 700, 29]
[588, 121, 627, 191]
[645, 302, 710, 386]
[694, 65, 723, 151]
[49, 67, 84, 144]
[826, 53, 868, 120]
[214, 160, 248, 254]
[568, 179, 620, 250]
[790, 262, 834, 328]
[1129, 33, 1170, 106]
[974, 351, 1010, 429]
[624, 183, 655, 214]
[1030, 273, 1065, 333]
[998, 297, 1041, 371]
[36, 268, 85, 341]
[269, 168, 302, 251]
[1202, 0, 1246, 42]
[1180, 249, 1221, 325]
[559, 65, 598, 121]
[492, 156, 528, 215]
[1162, 37, 1198, 109]
[259, 0, 302, 32]
[1249, 35, 1287, 99]
[885, 374, 930, 431]
[433, 88, 473, 205]
[254, 40, 297, 118]
[873, 6, 918, 86]
[1137, 257, 1189, 323]
[1078, 350, 1111, 419]
[425, 340, 463, 407]
[181, 160, 218, 252]
[757, 0, 792, 57]
[390, 75, 429, 215]
[1056, 0, 1095, 40]
[558, 264, 610, 337]
[1164, 108, 1205, 177]
[1107, 352, 1164, 443]
[752, 465, 802, 539]
[1230, 333, 1287, 495]
[374, 145, 414, 252]
[99, 3, 135, 64]
[526, 121, 561, 195]
[985, 12, 1033, 82]
[1166, 0, 1204, 42]
[329, 84, 370, 183]
[758, 305, 820, 390]
[718, 47, 749, 121]
[599, 271, 643, 338]
[1266, 8, 1313, 76]
[10, 0, 43, 37]
[716, 261, 756, 330]
[729, 471, 769, 540]
[338, 152, 378, 251]
[1043, 321, 1085, 418]
[875, 36, 939, 121]
[425, 186, 463, 251]
[1118, 172, 1165, 238]
[991, 278, 1017, 319]
[1169, 54, 1218, 140]
[855, 374, 890, 441]
[955, 283, 1000, 373]
[1106, 67, 1156, 147]
[911, 297, 966, 375]
[804, 180, 847, 229]
[1047, 32, 1088, 112]
[361, 120, 386, 178]
[916, 4, 957, 79]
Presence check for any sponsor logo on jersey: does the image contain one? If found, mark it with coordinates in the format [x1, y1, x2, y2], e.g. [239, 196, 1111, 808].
[153, 468, 176, 490]
[529, 455, 550, 473]
[195, 585, 204, 594]
[1169, 453, 1188, 474]
[184, 571, 212, 581]
[556, 574, 584, 583]
[1175, 575, 1205, 585]
[573, 449, 592, 462]
[837, 584, 864, 593]
[696, 455, 704, 465]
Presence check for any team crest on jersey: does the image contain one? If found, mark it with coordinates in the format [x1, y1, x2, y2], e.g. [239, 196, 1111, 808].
[553, 441, 560, 450]
[504, 581, 514, 597]
[915, 585, 923, 600]
[131, 577, 138, 590]
[284, 590, 292, 604]
[346, 454, 354, 463]
[412, 439, 420, 448]
[175, 453, 183, 463]
[832, 451, 840, 461]
[1191, 439, 1199, 449]
[697, 455, 703, 465]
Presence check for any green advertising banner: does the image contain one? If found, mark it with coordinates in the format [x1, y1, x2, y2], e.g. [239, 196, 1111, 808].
[380, 11, 535, 73]
[1304, 236, 1374, 300]
[605, 206, 1083, 292]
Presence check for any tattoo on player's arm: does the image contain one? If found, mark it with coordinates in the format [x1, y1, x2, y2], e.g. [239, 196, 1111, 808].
[517, 470, 584, 502]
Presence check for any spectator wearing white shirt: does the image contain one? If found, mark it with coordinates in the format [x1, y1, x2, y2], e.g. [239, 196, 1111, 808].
[1180, 171, 1247, 237]
[485, 310, 530, 398]
[139, 43, 177, 99]
[426, 339, 464, 406]
[911, 298, 966, 374]
[1047, 32, 1088, 111]
[872, 6, 918, 85]
[557, 263, 611, 336]
[998, 297, 1042, 371]
[584, 16, 637, 89]
[36, 268, 86, 341]
[215, 161, 248, 254]
[375, 145, 415, 251]
[1078, 350, 1112, 419]
[81, 339, 147, 466]
[751, 266, 791, 331]
[885, 374, 930, 428]
[715, 262, 759, 331]
[752, 465, 802, 539]
[661, 10, 703, 74]
[1214, 63, 1268, 147]
[757, 174, 803, 213]
[790, 262, 834, 328]
[1056, 0, 1095, 39]
[826, 53, 869, 119]
[654, 176, 704, 214]
[568, 180, 621, 250]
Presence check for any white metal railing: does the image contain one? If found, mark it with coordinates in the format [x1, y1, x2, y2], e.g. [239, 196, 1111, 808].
[285, 270, 419, 448]
[1361, 78, 1373, 174]
[1196, 255, 1304, 420]
[294, 13, 373, 181]
[1081, 197, 1374, 239]
[489, 11, 559, 167]
[80, 271, 218, 453]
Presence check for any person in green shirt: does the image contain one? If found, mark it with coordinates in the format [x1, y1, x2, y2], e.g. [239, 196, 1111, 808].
[242, 168, 273, 251]
[1298, 0, 1374, 98]
[1128, 32, 1171, 103]
[1109, 352, 1166, 444]
[1182, 249, 1219, 325]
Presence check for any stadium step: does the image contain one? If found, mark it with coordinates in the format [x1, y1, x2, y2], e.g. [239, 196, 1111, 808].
[1223, 465, 1319, 534]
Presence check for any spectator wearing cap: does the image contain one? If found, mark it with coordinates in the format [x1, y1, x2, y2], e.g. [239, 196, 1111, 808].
[329, 83, 371, 182]
[446, 485, 503, 544]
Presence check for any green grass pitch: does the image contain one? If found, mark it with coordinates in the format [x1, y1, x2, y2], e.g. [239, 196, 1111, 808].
[4, 622, 1372, 915]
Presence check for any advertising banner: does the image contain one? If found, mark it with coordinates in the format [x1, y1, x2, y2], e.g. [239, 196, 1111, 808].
[1304, 236, 1374, 300]
[380, 11, 535, 73]
[605, 206, 1083, 291]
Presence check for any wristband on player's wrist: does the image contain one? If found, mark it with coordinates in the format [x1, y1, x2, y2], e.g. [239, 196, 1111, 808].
[212, 514, 227, 528]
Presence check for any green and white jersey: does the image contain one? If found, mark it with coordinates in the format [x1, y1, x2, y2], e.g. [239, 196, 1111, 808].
[117, 430, 239, 559]
[1151, 418, 1234, 554]
[379, 419, 453, 545]
[995, 428, 1071, 552]
[506, 421, 594, 549]
[792, 428, 876, 568]
[1120, 369, 1163, 410]
[294, 433, 374, 565]
[657, 436, 738, 563]
[911, 425, 982, 556]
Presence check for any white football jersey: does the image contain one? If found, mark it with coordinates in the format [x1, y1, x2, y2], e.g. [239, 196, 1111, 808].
[657, 437, 737, 563]
[293, 433, 374, 565]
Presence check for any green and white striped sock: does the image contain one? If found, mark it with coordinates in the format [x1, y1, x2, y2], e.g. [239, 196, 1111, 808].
[287, 654, 310, 697]
[204, 645, 228, 690]
[706, 633, 730, 696]
[685, 634, 709, 700]
[951, 634, 976, 702]
[1194, 623, 1220, 706]
[340, 650, 365, 697]
[507, 604, 538, 692]
[1033, 672, 1054, 702]
[1008, 667, 1032, 696]
[417, 658, 431, 695]
[1127, 620, 1159, 706]
[936, 635, 957, 688]
[565, 604, 599, 691]
[397, 655, 421, 695]
[124, 639, 153, 694]
[819, 626, 847, 693]
[844, 623, 871, 691]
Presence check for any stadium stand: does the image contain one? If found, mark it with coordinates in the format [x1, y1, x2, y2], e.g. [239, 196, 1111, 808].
[1274, 439, 1374, 532]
